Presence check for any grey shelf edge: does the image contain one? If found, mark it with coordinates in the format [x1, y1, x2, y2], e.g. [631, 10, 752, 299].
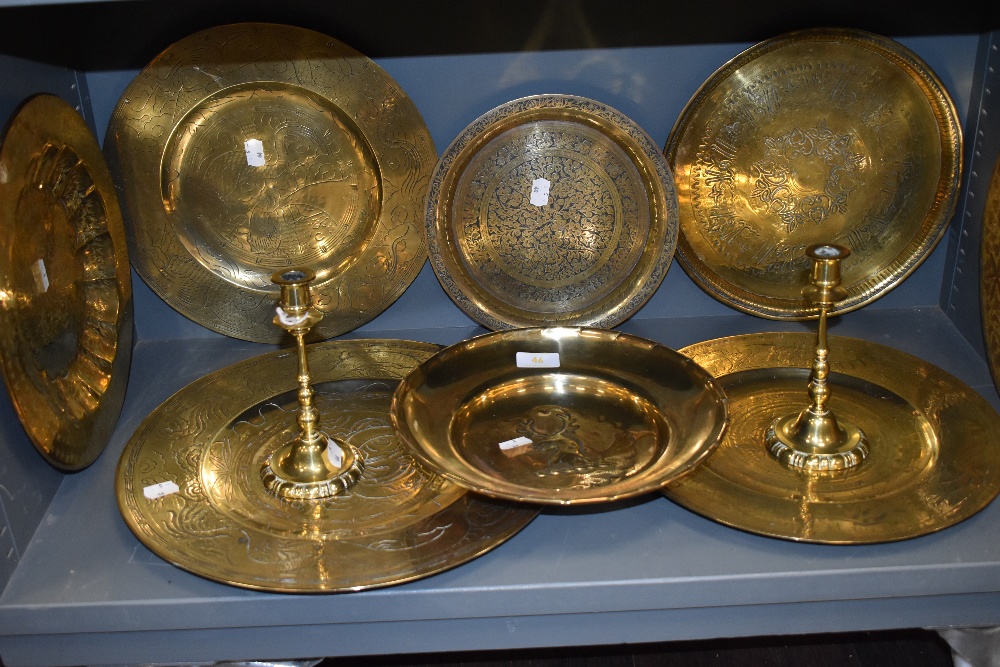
[1, 307, 999, 667]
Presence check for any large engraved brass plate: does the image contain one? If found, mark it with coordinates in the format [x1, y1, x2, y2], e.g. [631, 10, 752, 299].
[426, 95, 678, 330]
[666, 29, 961, 319]
[667, 333, 1000, 543]
[0, 94, 133, 470]
[982, 157, 1000, 391]
[116, 340, 537, 592]
[105, 24, 435, 342]
[392, 328, 727, 504]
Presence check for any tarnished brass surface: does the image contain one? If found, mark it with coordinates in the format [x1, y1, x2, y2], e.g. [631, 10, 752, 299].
[666, 29, 961, 319]
[391, 328, 727, 504]
[0, 94, 133, 470]
[105, 23, 435, 342]
[982, 157, 1000, 392]
[116, 340, 538, 592]
[668, 333, 1000, 543]
[426, 95, 678, 330]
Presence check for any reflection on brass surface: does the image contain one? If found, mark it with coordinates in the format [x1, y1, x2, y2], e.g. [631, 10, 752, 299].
[116, 340, 537, 592]
[105, 24, 435, 342]
[392, 328, 727, 504]
[669, 333, 1000, 543]
[426, 95, 678, 330]
[982, 157, 1000, 393]
[0, 95, 133, 470]
[666, 29, 961, 319]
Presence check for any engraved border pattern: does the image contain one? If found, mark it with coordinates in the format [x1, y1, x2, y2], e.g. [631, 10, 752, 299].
[665, 28, 962, 320]
[105, 24, 435, 342]
[426, 94, 678, 330]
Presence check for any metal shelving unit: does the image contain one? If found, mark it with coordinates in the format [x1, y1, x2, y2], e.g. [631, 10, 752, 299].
[1, 4, 998, 665]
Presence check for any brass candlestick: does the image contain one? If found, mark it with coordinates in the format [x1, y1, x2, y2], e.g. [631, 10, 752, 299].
[765, 244, 869, 471]
[261, 268, 364, 499]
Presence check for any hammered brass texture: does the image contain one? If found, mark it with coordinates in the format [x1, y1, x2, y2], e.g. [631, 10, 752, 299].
[105, 23, 435, 342]
[0, 94, 133, 470]
[666, 29, 961, 319]
[668, 333, 1000, 543]
[116, 339, 538, 592]
[981, 156, 1000, 392]
[391, 328, 727, 504]
[426, 95, 678, 330]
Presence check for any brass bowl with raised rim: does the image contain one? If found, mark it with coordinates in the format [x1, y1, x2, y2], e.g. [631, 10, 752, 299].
[391, 328, 728, 504]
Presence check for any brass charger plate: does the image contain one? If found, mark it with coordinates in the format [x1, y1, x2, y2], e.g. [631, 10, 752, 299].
[426, 95, 678, 330]
[391, 328, 727, 504]
[666, 29, 962, 319]
[666, 333, 1000, 543]
[0, 94, 133, 470]
[981, 156, 1000, 390]
[116, 340, 538, 592]
[105, 23, 435, 342]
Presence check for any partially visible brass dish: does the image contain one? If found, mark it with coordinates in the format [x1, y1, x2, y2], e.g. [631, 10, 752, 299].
[426, 95, 678, 330]
[116, 340, 538, 592]
[667, 333, 1000, 543]
[981, 156, 1000, 391]
[105, 23, 435, 342]
[391, 328, 727, 504]
[666, 29, 962, 319]
[0, 94, 133, 470]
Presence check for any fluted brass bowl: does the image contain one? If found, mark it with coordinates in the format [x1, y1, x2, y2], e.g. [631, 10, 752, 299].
[391, 328, 728, 504]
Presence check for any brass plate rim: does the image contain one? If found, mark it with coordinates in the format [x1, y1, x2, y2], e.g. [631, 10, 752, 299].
[669, 332, 1000, 544]
[105, 23, 435, 342]
[665, 28, 962, 320]
[116, 339, 538, 593]
[392, 327, 729, 505]
[0, 93, 133, 471]
[981, 155, 1000, 392]
[426, 94, 678, 330]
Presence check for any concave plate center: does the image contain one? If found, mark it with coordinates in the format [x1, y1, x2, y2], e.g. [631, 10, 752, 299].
[449, 372, 668, 491]
[162, 82, 381, 289]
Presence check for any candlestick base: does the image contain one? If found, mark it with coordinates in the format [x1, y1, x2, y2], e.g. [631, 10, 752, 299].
[765, 409, 868, 472]
[262, 436, 364, 500]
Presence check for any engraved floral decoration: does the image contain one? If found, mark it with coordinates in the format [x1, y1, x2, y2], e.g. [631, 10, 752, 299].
[749, 123, 865, 234]
[117, 341, 537, 591]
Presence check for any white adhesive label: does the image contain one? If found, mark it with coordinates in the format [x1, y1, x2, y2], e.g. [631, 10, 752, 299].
[530, 177, 550, 206]
[326, 439, 344, 468]
[31, 259, 49, 293]
[143, 481, 179, 500]
[516, 352, 560, 368]
[499, 436, 533, 457]
[244, 138, 266, 167]
[275, 306, 308, 327]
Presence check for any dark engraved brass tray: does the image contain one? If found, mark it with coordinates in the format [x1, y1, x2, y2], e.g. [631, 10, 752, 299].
[665, 29, 961, 319]
[391, 328, 727, 504]
[982, 156, 1000, 391]
[116, 340, 538, 592]
[665, 333, 1000, 543]
[426, 95, 678, 330]
[105, 23, 435, 342]
[0, 94, 133, 470]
